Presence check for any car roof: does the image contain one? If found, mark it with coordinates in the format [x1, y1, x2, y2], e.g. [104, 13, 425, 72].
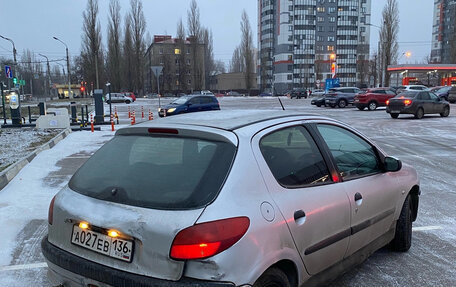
[132, 110, 328, 131]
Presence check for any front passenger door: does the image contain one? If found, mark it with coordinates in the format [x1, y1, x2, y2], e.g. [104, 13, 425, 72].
[316, 124, 399, 257]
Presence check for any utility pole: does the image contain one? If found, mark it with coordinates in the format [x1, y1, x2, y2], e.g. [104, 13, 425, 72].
[39, 54, 52, 100]
[53, 37, 72, 99]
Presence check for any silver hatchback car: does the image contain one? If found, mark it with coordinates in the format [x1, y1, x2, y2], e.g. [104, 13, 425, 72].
[42, 110, 420, 287]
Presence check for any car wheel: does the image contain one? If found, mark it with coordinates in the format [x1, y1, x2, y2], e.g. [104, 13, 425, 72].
[440, 106, 450, 117]
[368, 101, 377, 111]
[390, 195, 412, 252]
[125, 100, 131, 104]
[414, 108, 424, 119]
[390, 113, 399, 119]
[357, 106, 365, 111]
[253, 267, 291, 287]
[316, 104, 321, 107]
[338, 99, 347, 108]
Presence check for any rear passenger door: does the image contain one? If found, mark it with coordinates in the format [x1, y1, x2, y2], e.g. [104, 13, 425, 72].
[200, 96, 214, 111]
[253, 123, 351, 275]
[187, 97, 202, 112]
[418, 92, 433, 113]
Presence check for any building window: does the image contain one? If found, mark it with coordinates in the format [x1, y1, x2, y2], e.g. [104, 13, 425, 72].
[159, 48, 163, 54]
[288, 55, 293, 61]
[287, 74, 293, 80]
[188, 79, 192, 84]
[329, 17, 336, 23]
[186, 48, 190, 54]
[174, 48, 181, 55]
[329, 26, 335, 32]
[317, 17, 324, 22]
[328, 36, 335, 42]
[289, 5, 293, 11]
[175, 59, 180, 64]
[186, 59, 191, 65]
[288, 25, 293, 31]
[317, 36, 324, 42]
[160, 58, 164, 65]
[288, 65, 293, 71]
[329, 7, 336, 13]
[317, 7, 325, 12]
[327, 46, 334, 51]
[318, 26, 324, 32]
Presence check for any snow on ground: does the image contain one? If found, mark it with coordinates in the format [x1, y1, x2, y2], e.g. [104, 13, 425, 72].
[0, 126, 119, 266]
[0, 129, 61, 171]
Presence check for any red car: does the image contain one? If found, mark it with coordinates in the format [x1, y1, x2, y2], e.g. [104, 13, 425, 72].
[123, 92, 136, 102]
[354, 88, 397, 111]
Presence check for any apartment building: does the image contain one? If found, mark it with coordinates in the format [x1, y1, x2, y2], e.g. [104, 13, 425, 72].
[431, 0, 456, 63]
[258, 0, 371, 94]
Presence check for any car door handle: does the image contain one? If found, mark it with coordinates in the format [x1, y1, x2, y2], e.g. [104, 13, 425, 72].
[294, 210, 306, 221]
[354, 192, 363, 206]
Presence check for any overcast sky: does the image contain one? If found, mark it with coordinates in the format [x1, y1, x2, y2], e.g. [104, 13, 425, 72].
[0, 0, 433, 70]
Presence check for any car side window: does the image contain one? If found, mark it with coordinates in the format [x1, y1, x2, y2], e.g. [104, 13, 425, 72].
[200, 97, 212, 104]
[189, 97, 201, 105]
[420, 92, 430, 100]
[429, 92, 439, 101]
[317, 124, 382, 180]
[260, 126, 331, 187]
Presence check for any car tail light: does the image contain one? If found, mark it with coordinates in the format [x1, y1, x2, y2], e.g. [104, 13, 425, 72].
[404, 99, 412, 106]
[48, 195, 56, 225]
[170, 217, 250, 260]
[386, 100, 390, 105]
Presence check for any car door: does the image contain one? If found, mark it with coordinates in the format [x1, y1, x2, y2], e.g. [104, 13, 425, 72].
[252, 123, 351, 275]
[200, 96, 213, 111]
[419, 92, 433, 114]
[315, 124, 400, 257]
[187, 97, 201, 112]
[429, 92, 442, 113]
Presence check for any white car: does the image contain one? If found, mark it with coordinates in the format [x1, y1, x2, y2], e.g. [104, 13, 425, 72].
[397, 85, 429, 94]
[105, 93, 133, 104]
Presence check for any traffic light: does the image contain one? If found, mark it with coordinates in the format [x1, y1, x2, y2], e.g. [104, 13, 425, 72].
[13, 77, 17, 85]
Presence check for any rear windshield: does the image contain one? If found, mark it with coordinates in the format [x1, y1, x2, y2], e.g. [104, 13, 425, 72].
[396, 91, 418, 98]
[69, 135, 236, 210]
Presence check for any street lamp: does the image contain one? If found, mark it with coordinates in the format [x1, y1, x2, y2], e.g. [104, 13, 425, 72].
[38, 54, 52, 100]
[53, 36, 72, 99]
[106, 82, 112, 118]
[366, 23, 384, 87]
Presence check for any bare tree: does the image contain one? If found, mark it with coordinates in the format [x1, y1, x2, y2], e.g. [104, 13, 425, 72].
[214, 60, 226, 74]
[240, 10, 255, 93]
[123, 14, 134, 92]
[107, 0, 122, 91]
[81, 0, 103, 89]
[202, 28, 215, 90]
[176, 18, 188, 92]
[230, 46, 244, 73]
[187, 0, 204, 90]
[129, 0, 146, 94]
[369, 53, 378, 87]
[379, 0, 399, 87]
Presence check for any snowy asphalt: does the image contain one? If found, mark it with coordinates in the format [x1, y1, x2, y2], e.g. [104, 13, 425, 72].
[0, 97, 455, 286]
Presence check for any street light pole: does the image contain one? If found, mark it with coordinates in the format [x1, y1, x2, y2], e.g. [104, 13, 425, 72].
[53, 37, 72, 99]
[39, 54, 52, 100]
[0, 35, 18, 90]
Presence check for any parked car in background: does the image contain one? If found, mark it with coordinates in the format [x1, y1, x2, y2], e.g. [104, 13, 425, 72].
[448, 86, 456, 103]
[259, 92, 272, 97]
[311, 95, 326, 107]
[158, 94, 220, 117]
[396, 85, 429, 94]
[311, 89, 325, 97]
[226, 91, 242, 97]
[354, 88, 397, 111]
[386, 91, 450, 119]
[429, 86, 451, 101]
[105, 93, 133, 104]
[325, 87, 362, 108]
[289, 88, 308, 99]
[123, 92, 136, 102]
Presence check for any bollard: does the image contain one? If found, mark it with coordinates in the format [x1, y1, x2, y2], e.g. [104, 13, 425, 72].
[148, 109, 152, 120]
[111, 113, 115, 131]
[90, 114, 94, 132]
[141, 106, 144, 119]
[164, 109, 167, 117]
[128, 106, 131, 118]
[114, 106, 118, 118]
[81, 107, 85, 127]
[132, 110, 136, 125]
[130, 115, 134, 125]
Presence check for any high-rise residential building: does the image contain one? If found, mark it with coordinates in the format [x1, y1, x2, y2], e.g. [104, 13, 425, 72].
[258, 0, 371, 94]
[431, 0, 456, 63]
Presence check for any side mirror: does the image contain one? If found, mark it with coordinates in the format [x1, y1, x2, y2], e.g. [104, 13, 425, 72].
[384, 156, 402, 172]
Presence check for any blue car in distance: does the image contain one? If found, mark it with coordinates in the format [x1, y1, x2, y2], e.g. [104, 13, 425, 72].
[159, 94, 220, 117]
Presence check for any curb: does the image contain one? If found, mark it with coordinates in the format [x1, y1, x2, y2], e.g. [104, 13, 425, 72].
[0, 127, 72, 191]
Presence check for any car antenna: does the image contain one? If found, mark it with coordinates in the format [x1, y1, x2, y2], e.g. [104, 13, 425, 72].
[278, 97, 285, 110]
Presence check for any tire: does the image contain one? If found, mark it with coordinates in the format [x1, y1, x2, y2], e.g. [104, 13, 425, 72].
[316, 104, 321, 107]
[368, 101, 378, 111]
[390, 195, 412, 252]
[253, 268, 291, 287]
[390, 113, 399, 119]
[440, 106, 450, 117]
[125, 100, 131, 104]
[338, 99, 347, 108]
[357, 106, 365, 111]
[414, 108, 424, 119]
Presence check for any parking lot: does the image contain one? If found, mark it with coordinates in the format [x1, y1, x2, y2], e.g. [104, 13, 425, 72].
[1, 97, 455, 286]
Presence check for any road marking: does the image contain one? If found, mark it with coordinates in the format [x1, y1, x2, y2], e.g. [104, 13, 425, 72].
[0, 262, 47, 272]
[412, 225, 443, 232]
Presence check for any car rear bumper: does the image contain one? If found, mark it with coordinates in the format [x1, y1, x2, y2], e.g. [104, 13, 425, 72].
[41, 236, 235, 287]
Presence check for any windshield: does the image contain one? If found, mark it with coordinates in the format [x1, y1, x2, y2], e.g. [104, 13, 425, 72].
[69, 135, 236, 210]
[171, 97, 190, 105]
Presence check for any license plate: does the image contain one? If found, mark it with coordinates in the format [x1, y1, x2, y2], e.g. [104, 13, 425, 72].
[390, 110, 400, 113]
[71, 225, 133, 262]
[354, 99, 359, 103]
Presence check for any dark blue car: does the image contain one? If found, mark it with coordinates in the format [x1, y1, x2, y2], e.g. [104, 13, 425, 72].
[158, 94, 220, 117]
